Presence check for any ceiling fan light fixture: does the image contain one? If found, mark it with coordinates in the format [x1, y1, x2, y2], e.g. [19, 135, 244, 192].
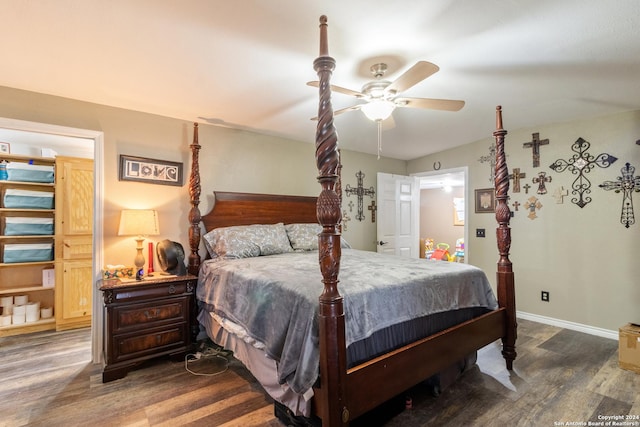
[361, 99, 396, 122]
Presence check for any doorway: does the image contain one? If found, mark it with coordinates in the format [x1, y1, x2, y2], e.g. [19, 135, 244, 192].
[413, 167, 468, 262]
[0, 117, 104, 363]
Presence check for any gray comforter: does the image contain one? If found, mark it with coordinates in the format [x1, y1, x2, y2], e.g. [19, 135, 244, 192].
[197, 249, 498, 394]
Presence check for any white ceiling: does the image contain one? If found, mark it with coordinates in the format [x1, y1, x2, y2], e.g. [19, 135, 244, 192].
[1, 1, 639, 160]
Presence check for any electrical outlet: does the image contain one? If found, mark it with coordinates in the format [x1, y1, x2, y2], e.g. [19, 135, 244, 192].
[476, 228, 485, 238]
[541, 291, 550, 302]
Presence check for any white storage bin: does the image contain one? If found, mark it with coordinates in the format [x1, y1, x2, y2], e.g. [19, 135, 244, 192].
[6, 162, 54, 183]
[3, 243, 53, 263]
[3, 189, 54, 209]
[4, 217, 54, 235]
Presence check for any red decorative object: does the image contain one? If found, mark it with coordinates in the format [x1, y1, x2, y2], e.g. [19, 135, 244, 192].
[148, 242, 154, 274]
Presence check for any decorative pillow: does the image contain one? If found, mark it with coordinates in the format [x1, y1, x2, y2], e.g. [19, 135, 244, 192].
[285, 223, 352, 251]
[285, 223, 321, 251]
[203, 223, 293, 259]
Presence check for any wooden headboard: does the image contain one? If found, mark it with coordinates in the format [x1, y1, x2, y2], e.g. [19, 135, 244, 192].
[201, 191, 318, 232]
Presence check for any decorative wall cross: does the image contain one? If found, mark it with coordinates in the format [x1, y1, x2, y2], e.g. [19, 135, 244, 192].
[523, 183, 531, 194]
[348, 200, 354, 212]
[549, 137, 618, 208]
[478, 142, 496, 182]
[512, 201, 521, 211]
[599, 162, 640, 228]
[524, 196, 542, 220]
[368, 200, 377, 223]
[341, 210, 352, 231]
[509, 168, 526, 193]
[523, 132, 549, 167]
[533, 171, 552, 194]
[552, 186, 569, 204]
[345, 170, 375, 221]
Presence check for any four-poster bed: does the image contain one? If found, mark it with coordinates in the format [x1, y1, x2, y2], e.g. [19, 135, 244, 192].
[186, 15, 516, 427]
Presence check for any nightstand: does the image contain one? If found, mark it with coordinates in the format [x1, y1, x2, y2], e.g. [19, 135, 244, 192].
[99, 274, 198, 382]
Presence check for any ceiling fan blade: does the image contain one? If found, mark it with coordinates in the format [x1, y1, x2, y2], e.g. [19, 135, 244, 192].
[385, 61, 440, 94]
[310, 104, 362, 120]
[307, 81, 364, 98]
[396, 97, 465, 112]
[335, 105, 363, 115]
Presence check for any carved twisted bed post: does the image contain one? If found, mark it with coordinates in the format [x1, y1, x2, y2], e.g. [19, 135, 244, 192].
[188, 122, 202, 276]
[493, 106, 517, 369]
[313, 15, 348, 426]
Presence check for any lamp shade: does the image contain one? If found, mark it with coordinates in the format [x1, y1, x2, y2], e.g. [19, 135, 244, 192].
[361, 99, 396, 122]
[118, 210, 160, 236]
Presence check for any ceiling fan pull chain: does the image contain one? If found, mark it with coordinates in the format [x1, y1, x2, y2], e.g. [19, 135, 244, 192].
[377, 120, 383, 160]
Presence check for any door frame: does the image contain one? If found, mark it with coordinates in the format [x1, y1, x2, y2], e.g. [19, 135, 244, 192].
[0, 117, 104, 363]
[412, 166, 469, 262]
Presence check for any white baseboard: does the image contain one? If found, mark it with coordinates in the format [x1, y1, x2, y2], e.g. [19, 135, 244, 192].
[516, 311, 618, 341]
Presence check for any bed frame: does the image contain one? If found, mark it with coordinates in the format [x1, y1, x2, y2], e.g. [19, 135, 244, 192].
[186, 15, 516, 427]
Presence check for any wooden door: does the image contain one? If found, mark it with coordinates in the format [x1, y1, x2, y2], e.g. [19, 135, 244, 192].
[376, 173, 420, 257]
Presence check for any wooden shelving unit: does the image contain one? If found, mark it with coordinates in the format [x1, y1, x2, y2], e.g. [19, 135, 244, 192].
[0, 153, 56, 337]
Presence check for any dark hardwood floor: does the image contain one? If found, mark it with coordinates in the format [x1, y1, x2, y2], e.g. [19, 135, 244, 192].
[0, 319, 638, 426]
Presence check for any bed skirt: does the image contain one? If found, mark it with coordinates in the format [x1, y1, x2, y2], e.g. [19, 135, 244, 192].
[198, 306, 485, 418]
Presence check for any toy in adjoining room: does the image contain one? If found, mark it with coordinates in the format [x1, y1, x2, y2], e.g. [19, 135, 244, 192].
[423, 238, 434, 259]
[599, 162, 640, 228]
[453, 238, 465, 262]
[430, 243, 451, 261]
[549, 137, 618, 208]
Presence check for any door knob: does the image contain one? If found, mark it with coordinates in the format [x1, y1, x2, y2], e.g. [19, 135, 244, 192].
[378, 241, 388, 245]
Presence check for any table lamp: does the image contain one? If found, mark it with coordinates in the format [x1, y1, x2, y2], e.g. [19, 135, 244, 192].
[118, 209, 160, 280]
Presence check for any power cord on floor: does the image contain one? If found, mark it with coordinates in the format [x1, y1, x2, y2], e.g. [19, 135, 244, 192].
[184, 347, 230, 376]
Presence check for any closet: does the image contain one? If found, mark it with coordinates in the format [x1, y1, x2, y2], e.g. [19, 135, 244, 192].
[0, 129, 94, 337]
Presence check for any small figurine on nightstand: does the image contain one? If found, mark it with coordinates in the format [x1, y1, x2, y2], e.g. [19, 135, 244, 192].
[156, 239, 187, 276]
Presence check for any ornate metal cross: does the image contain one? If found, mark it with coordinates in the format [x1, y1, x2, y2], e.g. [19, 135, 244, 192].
[523, 183, 531, 194]
[509, 168, 526, 193]
[345, 170, 375, 221]
[523, 132, 549, 167]
[549, 137, 618, 208]
[478, 142, 497, 183]
[599, 162, 640, 228]
[512, 201, 521, 211]
[533, 171, 552, 194]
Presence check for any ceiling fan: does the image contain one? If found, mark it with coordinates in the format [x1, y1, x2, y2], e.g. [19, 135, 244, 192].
[308, 60, 465, 123]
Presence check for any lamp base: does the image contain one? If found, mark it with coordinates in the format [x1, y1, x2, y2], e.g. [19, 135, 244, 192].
[134, 237, 146, 281]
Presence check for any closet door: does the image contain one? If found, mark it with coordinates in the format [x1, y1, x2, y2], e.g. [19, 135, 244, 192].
[55, 156, 94, 331]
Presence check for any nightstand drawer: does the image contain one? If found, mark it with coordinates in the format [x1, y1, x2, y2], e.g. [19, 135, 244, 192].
[108, 280, 194, 304]
[113, 297, 189, 332]
[111, 323, 189, 363]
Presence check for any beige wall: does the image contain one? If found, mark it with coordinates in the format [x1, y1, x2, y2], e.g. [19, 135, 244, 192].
[0, 85, 406, 267]
[409, 109, 640, 332]
[2, 84, 637, 333]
